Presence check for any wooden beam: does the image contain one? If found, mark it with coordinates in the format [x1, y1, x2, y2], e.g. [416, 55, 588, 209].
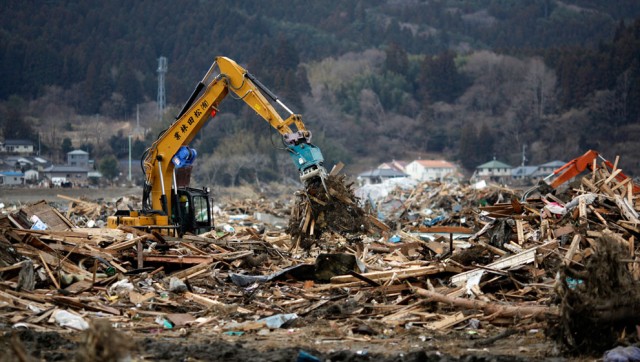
[331, 265, 443, 284]
[413, 287, 558, 321]
[564, 235, 581, 266]
[38, 251, 60, 289]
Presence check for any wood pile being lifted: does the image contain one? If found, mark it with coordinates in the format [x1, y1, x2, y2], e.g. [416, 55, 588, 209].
[288, 163, 383, 250]
[0, 156, 639, 359]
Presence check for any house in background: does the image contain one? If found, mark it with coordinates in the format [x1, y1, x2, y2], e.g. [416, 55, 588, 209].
[0, 171, 25, 186]
[473, 159, 512, 182]
[511, 165, 539, 182]
[40, 149, 94, 187]
[533, 160, 566, 179]
[377, 160, 408, 173]
[24, 169, 39, 182]
[357, 168, 408, 185]
[67, 149, 91, 168]
[43, 165, 89, 186]
[0, 139, 34, 155]
[404, 160, 458, 182]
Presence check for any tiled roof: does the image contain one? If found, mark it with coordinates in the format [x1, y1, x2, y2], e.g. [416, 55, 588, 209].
[477, 160, 512, 169]
[413, 160, 456, 168]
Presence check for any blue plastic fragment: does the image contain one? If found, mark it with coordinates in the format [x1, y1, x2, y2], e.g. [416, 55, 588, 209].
[423, 215, 445, 226]
[565, 277, 584, 289]
[297, 350, 321, 362]
[223, 331, 244, 336]
[603, 346, 640, 362]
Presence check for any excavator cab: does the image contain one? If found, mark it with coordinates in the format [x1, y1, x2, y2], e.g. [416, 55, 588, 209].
[172, 187, 213, 236]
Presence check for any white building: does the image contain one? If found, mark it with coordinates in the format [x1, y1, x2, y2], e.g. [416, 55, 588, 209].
[377, 160, 408, 173]
[533, 160, 566, 179]
[67, 149, 90, 169]
[0, 139, 34, 155]
[473, 159, 512, 182]
[404, 160, 457, 182]
[0, 171, 25, 185]
[357, 168, 407, 185]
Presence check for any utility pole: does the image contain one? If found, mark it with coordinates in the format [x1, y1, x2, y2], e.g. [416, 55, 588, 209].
[157, 56, 167, 123]
[128, 134, 132, 182]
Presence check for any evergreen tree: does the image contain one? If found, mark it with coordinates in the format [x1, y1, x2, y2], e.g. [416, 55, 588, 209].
[384, 42, 409, 75]
[0, 96, 34, 140]
[61, 138, 73, 155]
[477, 124, 495, 163]
[99, 155, 120, 183]
[458, 123, 479, 170]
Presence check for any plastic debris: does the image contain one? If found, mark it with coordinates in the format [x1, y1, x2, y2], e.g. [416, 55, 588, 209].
[603, 346, 640, 362]
[259, 313, 298, 329]
[169, 277, 188, 293]
[52, 310, 89, 330]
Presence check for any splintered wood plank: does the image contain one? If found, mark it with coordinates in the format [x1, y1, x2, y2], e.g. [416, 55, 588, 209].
[588, 205, 608, 225]
[298, 299, 329, 316]
[12, 228, 91, 240]
[301, 206, 312, 234]
[604, 168, 622, 186]
[38, 251, 60, 289]
[614, 195, 640, 223]
[564, 235, 581, 266]
[328, 188, 354, 205]
[425, 312, 469, 330]
[579, 197, 587, 221]
[600, 183, 615, 197]
[143, 250, 252, 264]
[611, 177, 631, 193]
[21, 201, 74, 231]
[330, 265, 443, 284]
[450, 241, 556, 287]
[367, 215, 390, 232]
[329, 162, 345, 176]
[105, 235, 149, 251]
[16, 245, 92, 279]
[165, 261, 214, 281]
[380, 302, 423, 324]
[183, 292, 224, 308]
[0, 290, 48, 310]
[581, 178, 598, 192]
[419, 226, 474, 234]
[178, 241, 209, 255]
[554, 224, 575, 238]
[516, 220, 525, 245]
[398, 231, 444, 254]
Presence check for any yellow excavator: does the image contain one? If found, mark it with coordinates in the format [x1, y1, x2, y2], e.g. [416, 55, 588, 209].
[107, 56, 327, 236]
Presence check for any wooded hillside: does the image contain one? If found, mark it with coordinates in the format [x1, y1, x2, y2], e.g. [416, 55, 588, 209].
[1, 0, 640, 184]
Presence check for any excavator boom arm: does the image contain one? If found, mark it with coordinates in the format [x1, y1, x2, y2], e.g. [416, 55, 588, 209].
[143, 56, 325, 216]
[546, 149, 640, 193]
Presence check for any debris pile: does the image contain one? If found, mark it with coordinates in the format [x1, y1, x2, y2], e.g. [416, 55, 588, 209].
[288, 171, 377, 250]
[0, 159, 639, 359]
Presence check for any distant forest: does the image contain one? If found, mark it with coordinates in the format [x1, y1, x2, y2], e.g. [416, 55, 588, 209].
[2, 0, 640, 185]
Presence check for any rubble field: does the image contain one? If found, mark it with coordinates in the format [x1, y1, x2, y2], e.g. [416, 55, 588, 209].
[1, 163, 640, 361]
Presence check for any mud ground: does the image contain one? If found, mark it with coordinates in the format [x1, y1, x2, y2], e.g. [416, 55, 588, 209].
[0, 186, 143, 205]
[1, 324, 562, 361]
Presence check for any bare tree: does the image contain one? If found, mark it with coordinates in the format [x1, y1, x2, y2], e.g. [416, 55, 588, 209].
[224, 154, 253, 187]
[359, 89, 385, 125]
[194, 153, 226, 186]
[524, 57, 557, 122]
